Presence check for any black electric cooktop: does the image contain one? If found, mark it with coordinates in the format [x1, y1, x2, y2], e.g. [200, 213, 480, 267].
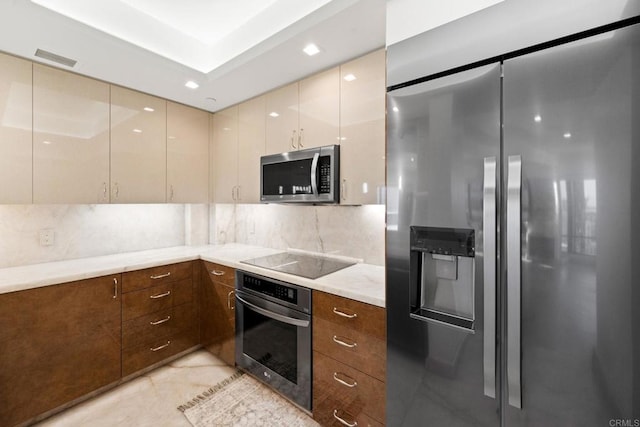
[240, 252, 355, 280]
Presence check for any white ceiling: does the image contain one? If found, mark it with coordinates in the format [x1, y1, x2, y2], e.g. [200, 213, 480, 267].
[0, 0, 386, 112]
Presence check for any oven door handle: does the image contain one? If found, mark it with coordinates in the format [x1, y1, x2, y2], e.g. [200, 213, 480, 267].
[236, 294, 310, 328]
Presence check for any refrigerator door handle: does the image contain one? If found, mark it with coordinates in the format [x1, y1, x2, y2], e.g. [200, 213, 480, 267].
[507, 155, 522, 409]
[482, 157, 497, 399]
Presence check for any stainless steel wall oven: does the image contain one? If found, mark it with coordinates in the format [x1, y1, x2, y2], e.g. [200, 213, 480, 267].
[235, 270, 312, 411]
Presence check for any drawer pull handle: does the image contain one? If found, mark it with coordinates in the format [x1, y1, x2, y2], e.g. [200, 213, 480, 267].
[333, 307, 357, 319]
[333, 372, 357, 388]
[113, 277, 118, 299]
[150, 341, 170, 352]
[333, 409, 357, 427]
[333, 335, 357, 348]
[150, 290, 171, 299]
[227, 290, 235, 310]
[211, 270, 225, 276]
[150, 272, 171, 280]
[150, 316, 171, 325]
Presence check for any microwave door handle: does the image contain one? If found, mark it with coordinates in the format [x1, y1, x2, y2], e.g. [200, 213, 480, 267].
[310, 152, 319, 196]
[236, 294, 310, 327]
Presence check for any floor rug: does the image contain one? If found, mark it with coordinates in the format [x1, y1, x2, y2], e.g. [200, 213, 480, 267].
[177, 371, 319, 426]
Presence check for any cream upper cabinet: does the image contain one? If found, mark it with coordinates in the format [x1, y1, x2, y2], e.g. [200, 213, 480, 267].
[298, 66, 340, 150]
[211, 105, 238, 203]
[32, 64, 110, 204]
[339, 49, 386, 205]
[265, 82, 298, 154]
[166, 101, 209, 203]
[110, 86, 166, 203]
[0, 53, 32, 204]
[237, 95, 266, 203]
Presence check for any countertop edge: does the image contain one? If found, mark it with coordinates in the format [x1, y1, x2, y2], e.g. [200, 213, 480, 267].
[0, 245, 385, 308]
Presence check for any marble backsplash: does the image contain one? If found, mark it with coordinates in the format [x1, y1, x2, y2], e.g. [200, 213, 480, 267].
[0, 202, 384, 269]
[211, 204, 385, 266]
[0, 204, 198, 269]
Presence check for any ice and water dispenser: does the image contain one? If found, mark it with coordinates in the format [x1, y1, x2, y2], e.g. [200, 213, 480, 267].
[410, 226, 476, 333]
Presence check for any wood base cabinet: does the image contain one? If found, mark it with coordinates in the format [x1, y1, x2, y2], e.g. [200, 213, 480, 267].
[313, 291, 386, 426]
[0, 275, 121, 427]
[121, 261, 198, 377]
[200, 261, 236, 366]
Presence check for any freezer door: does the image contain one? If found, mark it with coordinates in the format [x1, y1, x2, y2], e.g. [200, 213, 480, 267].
[386, 63, 501, 426]
[503, 23, 640, 426]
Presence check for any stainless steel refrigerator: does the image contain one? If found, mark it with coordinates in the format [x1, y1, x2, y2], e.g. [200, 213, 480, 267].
[386, 19, 640, 427]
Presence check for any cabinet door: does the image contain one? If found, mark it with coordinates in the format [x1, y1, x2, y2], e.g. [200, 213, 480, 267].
[111, 86, 166, 203]
[265, 82, 299, 154]
[167, 101, 209, 203]
[212, 105, 238, 203]
[299, 67, 340, 149]
[33, 64, 110, 203]
[339, 49, 386, 205]
[0, 53, 32, 204]
[238, 95, 266, 203]
[200, 262, 235, 366]
[0, 275, 121, 426]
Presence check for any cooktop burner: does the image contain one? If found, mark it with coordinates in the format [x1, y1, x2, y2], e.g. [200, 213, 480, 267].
[240, 252, 355, 279]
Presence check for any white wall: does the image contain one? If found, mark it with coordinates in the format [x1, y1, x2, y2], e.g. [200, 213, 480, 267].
[386, 0, 504, 45]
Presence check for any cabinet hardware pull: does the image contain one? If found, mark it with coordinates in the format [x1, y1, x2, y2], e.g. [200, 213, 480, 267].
[298, 128, 304, 148]
[333, 372, 357, 388]
[227, 290, 235, 310]
[341, 179, 347, 201]
[211, 270, 225, 276]
[291, 130, 297, 149]
[113, 182, 119, 199]
[150, 316, 171, 325]
[150, 272, 171, 280]
[113, 277, 118, 299]
[333, 307, 357, 319]
[150, 290, 171, 299]
[333, 409, 357, 427]
[102, 182, 107, 201]
[236, 186, 241, 201]
[333, 335, 357, 348]
[150, 341, 170, 352]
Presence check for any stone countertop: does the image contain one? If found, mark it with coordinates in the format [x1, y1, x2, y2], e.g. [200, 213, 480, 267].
[0, 244, 385, 307]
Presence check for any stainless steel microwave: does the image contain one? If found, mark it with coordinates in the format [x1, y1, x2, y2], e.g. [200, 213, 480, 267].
[260, 145, 340, 203]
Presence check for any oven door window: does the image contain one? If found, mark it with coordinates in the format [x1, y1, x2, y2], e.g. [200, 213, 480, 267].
[243, 306, 298, 384]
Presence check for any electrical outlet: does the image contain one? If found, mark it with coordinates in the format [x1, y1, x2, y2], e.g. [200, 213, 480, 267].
[39, 229, 55, 246]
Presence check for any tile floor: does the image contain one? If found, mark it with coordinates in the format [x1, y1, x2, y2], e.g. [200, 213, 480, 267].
[35, 350, 238, 427]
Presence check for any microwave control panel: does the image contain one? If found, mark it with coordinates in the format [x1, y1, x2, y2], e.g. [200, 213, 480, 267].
[319, 157, 331, 194]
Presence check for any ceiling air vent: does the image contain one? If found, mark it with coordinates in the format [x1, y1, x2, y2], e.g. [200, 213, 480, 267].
[34, 49, 77, 68]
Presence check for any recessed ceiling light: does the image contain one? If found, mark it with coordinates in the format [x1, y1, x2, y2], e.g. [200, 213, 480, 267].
[392, 106, 399, 112]
[269, 111, 280, 118]
[534, 115, 542, 122]
[563, 132, 572, 139]
[143, 107, 155, 112]
[42, 140, 52, 145]
[303, 43, 320, 56]
[185, 80, 199, 89]
[343, 73, 356, 82]
[133, 128, 143, 133]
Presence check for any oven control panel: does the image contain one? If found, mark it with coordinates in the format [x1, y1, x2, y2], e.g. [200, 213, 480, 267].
[241, 273, 297, 305]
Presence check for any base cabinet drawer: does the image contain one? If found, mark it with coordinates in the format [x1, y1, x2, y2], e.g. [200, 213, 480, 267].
[313, 317, 386, 381]
[122, 261, 193, 293]
[313, 403, 384, 427]
[122, 303, 195, 349]
[313, 351, 385, 423]
[122, 330, 197, 377]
